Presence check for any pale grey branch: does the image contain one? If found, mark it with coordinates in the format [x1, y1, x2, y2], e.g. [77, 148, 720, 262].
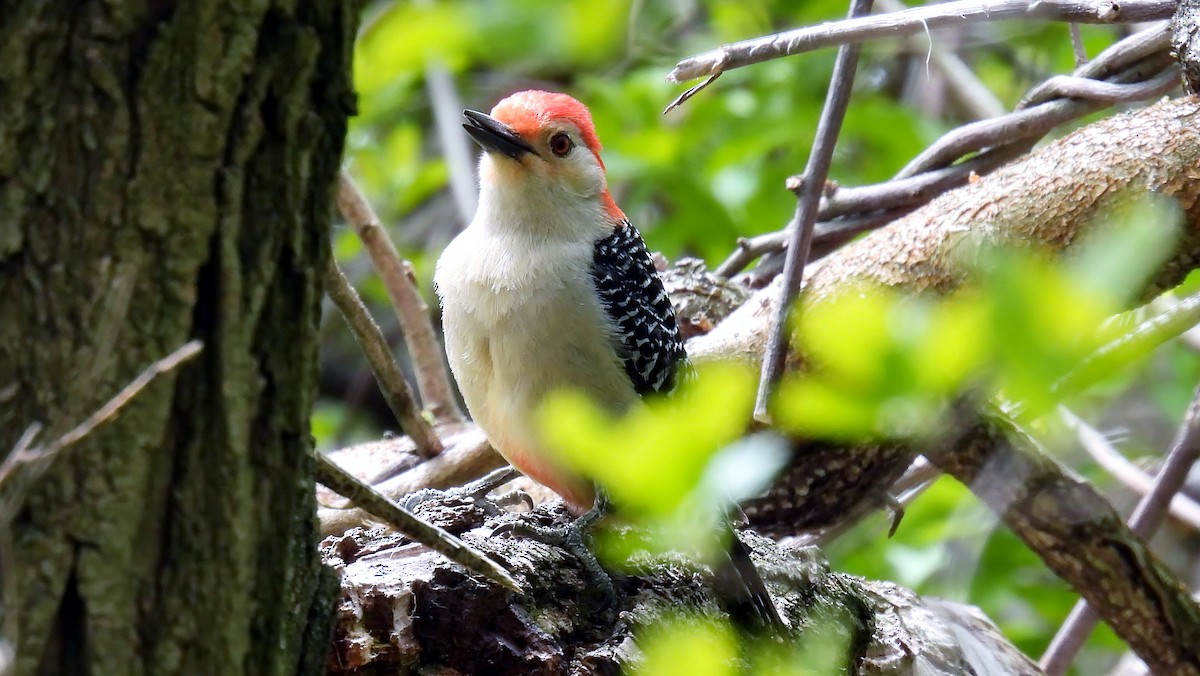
[668, 0, 1175, 83]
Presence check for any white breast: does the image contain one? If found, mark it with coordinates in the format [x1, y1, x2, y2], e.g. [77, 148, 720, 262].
[434, 225, 637, 466]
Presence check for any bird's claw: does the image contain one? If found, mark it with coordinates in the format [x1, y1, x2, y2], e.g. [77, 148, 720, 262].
[492, 508, 617, 611]
[401, 466, 523, 513]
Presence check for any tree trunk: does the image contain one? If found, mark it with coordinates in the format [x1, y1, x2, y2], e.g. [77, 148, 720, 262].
[0, 1, 360, 673]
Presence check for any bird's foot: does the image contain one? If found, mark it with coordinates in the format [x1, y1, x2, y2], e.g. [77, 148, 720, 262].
[574, 490, 612, 531]
[493, 491, 616, 609]
[401, 467, 524, 529]
[884, 493, 906, 537]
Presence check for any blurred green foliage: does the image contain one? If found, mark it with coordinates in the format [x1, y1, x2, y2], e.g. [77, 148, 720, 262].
[329, 1, 1200, 673]
[776, 193, 1182, 439]
[539, 362, 787, 563]
[634, 607, 857, 675]
[540, 363, 761, 518]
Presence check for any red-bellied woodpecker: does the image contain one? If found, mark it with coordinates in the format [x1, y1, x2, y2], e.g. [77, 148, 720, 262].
[435, 90, 784, 632]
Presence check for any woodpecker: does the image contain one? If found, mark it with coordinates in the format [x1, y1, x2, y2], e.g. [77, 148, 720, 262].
[435, 90, 783, 631]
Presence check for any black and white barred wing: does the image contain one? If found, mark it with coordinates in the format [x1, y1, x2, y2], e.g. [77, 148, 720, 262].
[590, 221, 689, 397]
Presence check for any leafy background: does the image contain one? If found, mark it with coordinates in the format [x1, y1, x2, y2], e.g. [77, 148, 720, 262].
[320, 1, 1200, 672]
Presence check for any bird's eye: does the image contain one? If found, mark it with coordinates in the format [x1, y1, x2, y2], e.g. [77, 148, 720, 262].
[549, 132, 573, 157]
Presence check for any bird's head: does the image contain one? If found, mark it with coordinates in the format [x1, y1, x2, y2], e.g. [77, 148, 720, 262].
[464, 90, 624, 228]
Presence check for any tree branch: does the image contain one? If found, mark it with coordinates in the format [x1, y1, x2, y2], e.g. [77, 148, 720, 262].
[0, 340, 204, 671]
[897, 55, 1176, 179]
[314, 452, 521, 593]
[757, 0, 873, 418]
[1041, 387, 1200, 674]
[324, 491, 1042, 674]
[0, 340, 204, 499]
[323, 256, 442, 458]
[685, 96, 1200, 672]
[335, 171, 464, 423]
[693, 95, 1200, 368]
[927, 408, 1200, 675]
[1062, 407, 1200, 532]
[318, 424, 505, 538]
[716, 24, 1177, 278]
[668, 0, 1176, 84]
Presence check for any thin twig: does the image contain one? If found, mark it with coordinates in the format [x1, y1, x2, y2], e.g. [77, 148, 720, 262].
[896, 59, 1176, 178]
[875, 0, 1006, 120]
[1020, 68, 1178, 107]
[1069, 23, 1090, 66]
[1020, 20, 1171, 108]
[721, 144, 1022, 278]
[336, 171, 464, 423]
[663, 71, 722, 115]
[56, 341, 204, 452]
[0, 424, 42, 492]
[318, 426, 506, 538]
[324, 256, 442, 458]
[930, 404, 1200, 673]
[314, 453, 522, 593]
[0, 340, 202, 675]
[717, 24, 1175, 278]
[826, 145, 1026, 219]
[719, 232, 788, 278]
[426, 63, 478, 223]
[1062, 408, 1200, 530]
[732, 208, 913, 284]
[372, 429, 501, 499]
[1041, 389, 1200, 675]
[718, 154, 1001, 277]
[667, 0, 1174, 83]
[1111, 387, 1200, 537]
[0, 340, 205, 494]
[755, 0, 874, 420]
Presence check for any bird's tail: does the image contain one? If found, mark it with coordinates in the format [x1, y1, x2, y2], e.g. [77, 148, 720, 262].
[711, 521, 788, 636]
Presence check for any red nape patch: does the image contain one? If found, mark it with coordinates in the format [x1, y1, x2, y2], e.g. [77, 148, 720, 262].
[491, 90, 606, 169]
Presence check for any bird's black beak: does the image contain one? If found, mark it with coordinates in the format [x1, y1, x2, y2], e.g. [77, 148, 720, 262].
[462, 109, 537, 160]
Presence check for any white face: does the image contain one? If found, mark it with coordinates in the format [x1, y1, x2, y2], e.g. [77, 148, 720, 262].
[479, 120, 607, 204]
[473, 119, 614, 240]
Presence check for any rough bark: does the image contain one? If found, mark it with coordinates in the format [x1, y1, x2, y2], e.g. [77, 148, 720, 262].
[323, 502, 1042, 675]
[1175, 0, 1200, 94]
[927, 412, 1200, 674]
[0, 1, 359, 674]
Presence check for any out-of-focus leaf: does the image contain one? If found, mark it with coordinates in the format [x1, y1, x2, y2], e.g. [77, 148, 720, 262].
[750, 604, 859, 674]
[698, 432, 791, 504]
[1067, 191, 1182, 307]
[355, 4, 477, 99]
[635, 615, 736, 676]
[538, 362, 758, 517]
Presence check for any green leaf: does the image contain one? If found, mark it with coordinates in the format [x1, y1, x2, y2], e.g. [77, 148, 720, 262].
[635, 615, 736, 676]
[537, 362, 758, 517]
[354, 3, 477, 98]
